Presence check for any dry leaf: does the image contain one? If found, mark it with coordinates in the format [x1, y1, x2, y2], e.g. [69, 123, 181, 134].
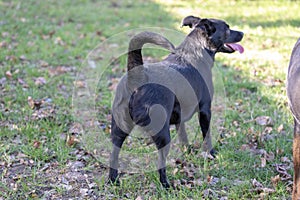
[277, 124, 284, 133]
[28, 96, 35, 109]
[261, 157, 266, 168]
[19, 55, 26, 60]
[5, 70, 12, 79]
[66, 135, 79, 146]
[173, 167, 179, 175]
[271, 175, 281, 186]
[255, 116, 273, 126]
[35, 77, 46, 86]
[280, 156, 290, 163]
[33, 140, 41, 149]
[74, 80, 86, 88]
[265, 152, 275, 161]
[252, 178, 263, 188]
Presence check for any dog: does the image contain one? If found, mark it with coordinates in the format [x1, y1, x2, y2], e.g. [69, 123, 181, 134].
[287, 38, 300, 200]
[109, 15, 244, 188]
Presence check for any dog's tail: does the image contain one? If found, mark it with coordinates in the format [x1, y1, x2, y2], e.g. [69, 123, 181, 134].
[127, 31, 175, 71]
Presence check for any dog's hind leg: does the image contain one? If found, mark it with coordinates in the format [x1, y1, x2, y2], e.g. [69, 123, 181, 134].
[108, 116, 132, 185]
[293, 118, 300, 200]
[152, 125, 171, 188]
[199, 104, 215, 156]
[176, 123, 189, 146]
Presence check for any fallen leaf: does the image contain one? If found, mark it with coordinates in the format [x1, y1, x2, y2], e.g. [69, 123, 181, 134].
[135, 196, 143, 200]
[74, 80, 86, 88]
[5, 70, 12, 79]
[54, 37, 65, 46]
[274, 163, 292, 181]
[18, 78, 28, 87]
[252, 178, 263, 188]
[261, 157, 266, 168]
[255, 116, 273, 126]
[34, 77, 47, 86]
[173, 167, 179, 175]
[0, 41, 7, 48]
[40, 60, 49, 67]
[0, 77, 6, 85]
[27, 96, 35, 109]
[19, 55, 26, 60]
[277, 124, 284, 133]
[33, 140, 41, 149]
[66, 134, 80, 146]
[265, 152, 275, 161]
[280, 156, 290, 163]
[271, 175, 281, 187]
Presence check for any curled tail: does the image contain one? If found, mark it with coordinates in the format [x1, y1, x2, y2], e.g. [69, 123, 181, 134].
[127, 31, 175, 71]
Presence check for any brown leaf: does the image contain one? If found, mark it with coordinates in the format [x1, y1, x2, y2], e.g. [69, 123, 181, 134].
[27, 96, 43, 110]
[172, 167, 179, 175]
[271, 175, 281, 187]
[66, 134, 79, 146]
[40, 60, 49, 67]
[27, 96, 35, 109]
[252, 178, 263, 188]
[19, 55, 26, 60]
[277, 124, 284, 133]
[265, 152, 275, 161]
[54, 37, 65, 46]
[33, 140, 41, 149]
[34, 77, 47, 86]
[255, 116, 273, 126]
[74, 80, 86, 88]
[280, 156, 290, 163]
[261, 157, 266, 168]
[5, 70, 12, 79]
[135, 196, 143, 200]
[48, 66, 72, 76]
[18, 78, 28, 88]
[0, 41, 7, 48]
[274, 164, 292, 181]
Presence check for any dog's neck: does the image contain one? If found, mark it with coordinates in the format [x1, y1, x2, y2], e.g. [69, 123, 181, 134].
[175, 29, 214, 69]
[173, 29, 215, 100]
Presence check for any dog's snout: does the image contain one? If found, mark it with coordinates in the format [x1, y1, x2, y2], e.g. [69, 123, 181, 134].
[237, 31, 244, 41]
[227, 30, 244, 43]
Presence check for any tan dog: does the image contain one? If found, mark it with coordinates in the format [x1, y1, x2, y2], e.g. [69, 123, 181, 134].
[287, 38, 300, 199]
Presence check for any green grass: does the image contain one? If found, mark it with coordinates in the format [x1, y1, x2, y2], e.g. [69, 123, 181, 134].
[0, 0, 298, 199]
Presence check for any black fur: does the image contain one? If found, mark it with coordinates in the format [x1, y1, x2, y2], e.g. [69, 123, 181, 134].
[109, 16, 244, 188]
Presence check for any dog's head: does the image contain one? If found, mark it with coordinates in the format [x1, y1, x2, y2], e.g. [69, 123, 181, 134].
[182, 15, 244, 54]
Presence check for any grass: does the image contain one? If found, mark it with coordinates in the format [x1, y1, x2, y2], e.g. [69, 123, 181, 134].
[0, 0, 299, 199]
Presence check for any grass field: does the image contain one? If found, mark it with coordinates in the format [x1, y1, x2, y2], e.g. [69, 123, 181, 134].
[0, 0, 299, 199]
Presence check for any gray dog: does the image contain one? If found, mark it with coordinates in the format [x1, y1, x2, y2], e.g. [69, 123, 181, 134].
[287, 38, 300, 200]
[109, 15, 244, 188]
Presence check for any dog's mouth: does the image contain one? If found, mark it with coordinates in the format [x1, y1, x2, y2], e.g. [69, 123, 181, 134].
[224, 43, 244, 54]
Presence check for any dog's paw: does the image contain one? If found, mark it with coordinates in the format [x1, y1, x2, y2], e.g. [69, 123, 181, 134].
[161, 181, 171, 189]
[209, 148, 217, 158]
[108, 168, 120, 186]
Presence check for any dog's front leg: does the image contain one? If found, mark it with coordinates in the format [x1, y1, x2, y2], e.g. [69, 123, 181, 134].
[199, 104, 215, 156]
[175, 123, 189, 146]
[293, 118, 300, 200]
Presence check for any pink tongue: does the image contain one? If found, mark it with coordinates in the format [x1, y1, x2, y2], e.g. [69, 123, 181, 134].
[226, 43, 244, 54]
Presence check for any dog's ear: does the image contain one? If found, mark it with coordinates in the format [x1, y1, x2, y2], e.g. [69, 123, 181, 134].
[197, 19, 216, 36]
[181, 16, 201, 28]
